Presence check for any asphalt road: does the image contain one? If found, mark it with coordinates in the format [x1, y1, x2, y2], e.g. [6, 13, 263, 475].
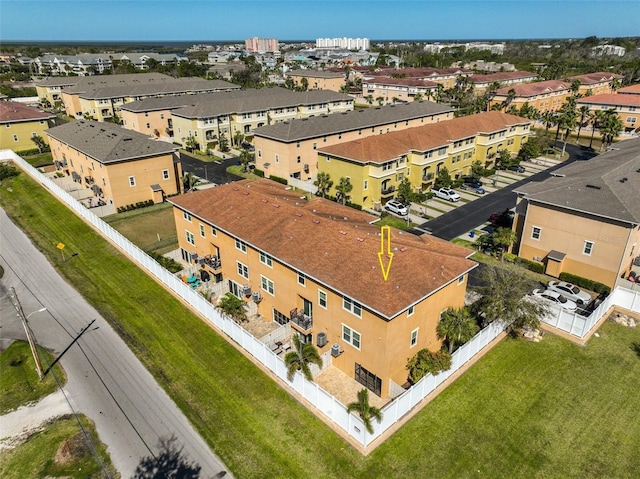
[0, 208, 231, 478]
[411, 144, 598, 240]
[179, 152, 243, 185]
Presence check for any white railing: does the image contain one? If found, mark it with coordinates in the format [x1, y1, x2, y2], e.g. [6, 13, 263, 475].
[286, 177, 317, 194]
[5, 148, 639, 449]
[540, 287, 640, 338]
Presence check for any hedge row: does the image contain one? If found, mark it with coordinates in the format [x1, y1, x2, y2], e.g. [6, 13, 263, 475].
[253, 169, 265, 178]
[515, 257, 545, 274]
[116, 199, 154, 213]
[559, 272, 611, 295]
[268, 175, 288, 185]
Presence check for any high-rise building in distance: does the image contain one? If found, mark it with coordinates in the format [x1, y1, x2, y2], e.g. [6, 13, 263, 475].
[245, 37, 279, 53]
[316, 37, 370, 50]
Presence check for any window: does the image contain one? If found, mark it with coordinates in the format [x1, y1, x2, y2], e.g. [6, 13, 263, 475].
[363, 180, 368, 190]
[261, 275, 274, 295]
[259, 251, 273, 267]
[297, 272, 306, 286]
[355, 363, 381, 396]
[457, 276, 465, 285]
[210, 226, 217, 236]
[410, 328, 419, 347]
[237, 261, 249, 279]
[342, 324, 361, 349]
[531, 226, 541, 240]
[275, 154, 279, 163]
[318, 290, 327, 309]
[583, 241, 594, 256]
[185, 231, 195, 245]
[407, 305, 414, 317]
[128, 176, 136, 187]
[162, 169, 170, 180]
[199, 224, 205, 237]
[235, 238, 247, 253]
[183, 211, 192, 222]
[343, 296, 362, 318]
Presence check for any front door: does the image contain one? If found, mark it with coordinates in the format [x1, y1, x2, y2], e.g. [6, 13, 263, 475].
[303, 298, 313, 317]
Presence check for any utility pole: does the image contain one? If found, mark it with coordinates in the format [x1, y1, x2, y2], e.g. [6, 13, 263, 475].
[9, 287, 45, 380]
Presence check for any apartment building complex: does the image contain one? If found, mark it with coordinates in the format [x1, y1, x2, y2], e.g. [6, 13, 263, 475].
[285, 70, 346, 92]
[316, 37, 370, 50]
[468, 71, 538, 92]
[170, 179, 476, 398]
[514, 138, 640, 288]
[253, 101, 455, 181]
[568, 72, 622, 96]
[121, 87, 354, 150]
[317, 111, 531, 209]
[489, 80, 572, 113]
[245, 37, 279, 53]
[577, 93, 640, 133]
[0, 100, 56, 151]
[46, 120, 181, 209]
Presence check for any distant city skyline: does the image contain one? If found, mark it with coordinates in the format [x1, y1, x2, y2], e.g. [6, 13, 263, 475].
[1, 1, 638, 43]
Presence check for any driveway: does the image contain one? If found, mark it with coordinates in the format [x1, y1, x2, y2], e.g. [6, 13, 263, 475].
[0, 208, 231, 478]
[180, 151, 242, 185]
[410, 144, 598, 240]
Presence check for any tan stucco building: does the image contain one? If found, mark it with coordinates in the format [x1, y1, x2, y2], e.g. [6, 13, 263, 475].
[577, 93, 640, 133]
[46, 120, 181, 209]
[170, 179, 477, 398]
[514, 138, 640, 288]
[286, 70, 346, 92]
[253, 101, 455, 181]
[489, 80, 572, 113]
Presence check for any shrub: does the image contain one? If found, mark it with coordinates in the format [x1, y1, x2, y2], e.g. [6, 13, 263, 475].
[406, 349, 452, 384]
[559, 272, 611, 295]
[268, 175, 288, 185]
[503, 252, 517, 263]
[15, 148, 43, 156]
[253, 168, 265, 178]
[147, 251, 183, 273]
[0, 163, 20, 180]
[515, 257, 545, 273]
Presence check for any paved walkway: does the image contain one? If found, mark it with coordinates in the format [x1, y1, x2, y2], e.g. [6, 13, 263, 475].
[0, 390, 72, 451]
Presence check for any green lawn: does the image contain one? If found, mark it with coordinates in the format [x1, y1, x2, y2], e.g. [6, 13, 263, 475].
[0, 415, 118, 479]
[1, 171, 640, 478]
[19, 152, 53, 168]
[0, 341, 65, 415]
[104, 202, 178, 254]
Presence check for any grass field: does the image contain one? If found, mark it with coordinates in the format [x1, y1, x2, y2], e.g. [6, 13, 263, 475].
[104, 202, 177, 254]
[1, 171, 640, 478]
[0, 415, 119, 479]
[0, 341, 65, 415]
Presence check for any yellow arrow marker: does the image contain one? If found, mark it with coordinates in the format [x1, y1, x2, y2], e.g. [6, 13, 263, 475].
[378, 226, 393, 281]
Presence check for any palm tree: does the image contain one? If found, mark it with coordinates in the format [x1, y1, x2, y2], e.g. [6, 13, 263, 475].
[492, 227, 518, 261]
[588, 110, 604, 149]
[557, 101, 578, 157]
[502, 89, 516, 111]
[313, 171, 333, 198]
[575, 105, 590, 144]
[335, 177, 353, 205]
[284, 334, 322, 381]
[216, 293, 247, 323]
[347, 388, 383, 435]
[239, 149, 253, 172]
[436, 307, 478, 353]
[365, 94, 374, 105]
[599, 109, 624, 150]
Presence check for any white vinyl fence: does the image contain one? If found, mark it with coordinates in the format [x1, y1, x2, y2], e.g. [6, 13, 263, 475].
[541, 287, 640, 338]
[4, 149, 640, 448]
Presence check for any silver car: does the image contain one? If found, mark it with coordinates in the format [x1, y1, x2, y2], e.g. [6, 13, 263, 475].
[547, 281, 591, 305]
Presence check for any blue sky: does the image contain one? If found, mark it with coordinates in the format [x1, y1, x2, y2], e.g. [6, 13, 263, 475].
[1, 1, 638, 42]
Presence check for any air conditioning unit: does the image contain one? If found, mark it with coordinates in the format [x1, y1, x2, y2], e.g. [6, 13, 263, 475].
[242, 285, 252, 297]
[317, 332, 327, 348]
[189, 252, 198, 262]
[331, 343, 341, 357]
[252, 291, 262, 303]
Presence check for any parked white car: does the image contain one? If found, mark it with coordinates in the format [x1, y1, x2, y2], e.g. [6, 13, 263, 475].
[531, 289, 577, 311]
[547, 281, 591, 305]
[433, 187, 461, 202]
[384, 199, 408, 216]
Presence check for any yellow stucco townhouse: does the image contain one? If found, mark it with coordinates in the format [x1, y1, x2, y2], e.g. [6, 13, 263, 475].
[0, 100, 56, 152]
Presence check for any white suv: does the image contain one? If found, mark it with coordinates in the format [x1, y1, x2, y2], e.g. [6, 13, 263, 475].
[384, 200, 408, 216]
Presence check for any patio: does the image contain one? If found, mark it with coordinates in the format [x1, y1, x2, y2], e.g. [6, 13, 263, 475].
[315, 366, 389, 409]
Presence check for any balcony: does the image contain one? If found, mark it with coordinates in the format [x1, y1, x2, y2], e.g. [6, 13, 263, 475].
[422, 173, 434, 182]
[290, 308, 313, 331]
[84, 176, 95, 186]
[199, 254, 222, 271]
[380, 185, 396, 196]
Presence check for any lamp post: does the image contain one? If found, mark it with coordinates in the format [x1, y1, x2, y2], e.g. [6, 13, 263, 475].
[9, 288, 46, 380]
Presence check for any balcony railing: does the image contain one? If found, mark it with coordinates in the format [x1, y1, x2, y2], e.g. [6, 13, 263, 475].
[290, 308, 313, 331]
[422, 173, 434, 181]
[381, 185, 396, 196]
[199, 254, 222, 271]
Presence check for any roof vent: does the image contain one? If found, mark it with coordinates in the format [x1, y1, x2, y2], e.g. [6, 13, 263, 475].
[620, 177, 628, 183]
[261, 199, 268, 203]
[356, 237, 364, 242]
[586, 184, 601, 190]
[272, 204, 280, 208]
[339, 230, 347, 235]
[312, 219, 320, 224]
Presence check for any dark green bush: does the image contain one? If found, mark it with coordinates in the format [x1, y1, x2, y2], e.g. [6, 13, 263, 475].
[515, 257, 545, 273]
[0, 163, 20, 180]
[147, 251, 183, 273]
[406, 349, 452, 384]
[268, 175, 288, 185]
[253, 168, 264, 178]
[559, 272, 611, 295]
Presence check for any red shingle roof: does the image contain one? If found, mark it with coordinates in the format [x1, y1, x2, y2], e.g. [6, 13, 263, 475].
[495, 80, 571, 97]
[469, 71, 537, 84]
[317, 111, 530, 164]
[578, 93, 640, 107]
[568, 72, 623, 85]
[0, 101, 55, 123]
[171, 179, 476, 318]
